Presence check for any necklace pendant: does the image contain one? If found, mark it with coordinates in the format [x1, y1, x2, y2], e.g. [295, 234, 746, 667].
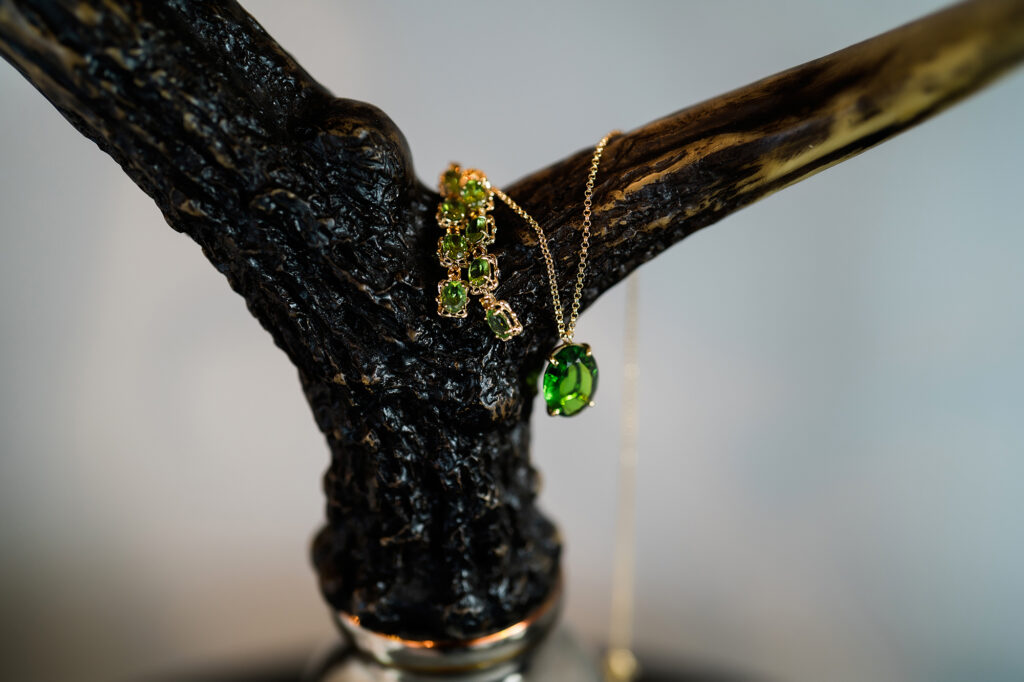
[542, 342, 599, 417]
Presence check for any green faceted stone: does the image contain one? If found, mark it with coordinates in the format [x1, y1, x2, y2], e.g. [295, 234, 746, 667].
[441, 233, 469, 262]
[542, 343, 598, 417]
[440, 280, 468, 313]
[441, 169, 461, 197]
[441, 199, 466, 223]
[461, 179, 488, 209]
[466, 215, 490, 244]
[486, 308, 514, 340]
[468, 257, 492, 288]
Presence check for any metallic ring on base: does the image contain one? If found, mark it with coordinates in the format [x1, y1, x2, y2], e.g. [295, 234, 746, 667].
[333, 578, 562, 674]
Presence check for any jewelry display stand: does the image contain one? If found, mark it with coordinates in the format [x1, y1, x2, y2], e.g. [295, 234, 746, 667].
[2, 1, 1022, 680]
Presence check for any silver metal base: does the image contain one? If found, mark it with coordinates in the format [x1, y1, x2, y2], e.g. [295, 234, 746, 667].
[307, 579, 600, 681]
[332, 589, 560, 674]
[310, 626, 600, 682]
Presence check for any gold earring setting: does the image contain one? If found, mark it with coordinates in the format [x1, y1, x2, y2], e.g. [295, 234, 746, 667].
[435, 164, 522, 340]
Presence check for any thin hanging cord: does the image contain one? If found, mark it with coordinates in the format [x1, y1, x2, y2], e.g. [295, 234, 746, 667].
[604, 273, 641, 682]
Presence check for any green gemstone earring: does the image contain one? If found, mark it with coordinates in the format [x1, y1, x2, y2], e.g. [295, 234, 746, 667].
[434, 164, 521, 340]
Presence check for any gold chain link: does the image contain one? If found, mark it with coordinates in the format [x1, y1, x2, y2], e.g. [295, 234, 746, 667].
[491, 131, 620, 342]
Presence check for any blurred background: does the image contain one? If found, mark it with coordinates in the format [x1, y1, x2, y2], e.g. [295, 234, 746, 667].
[2, 1, 1023, 681]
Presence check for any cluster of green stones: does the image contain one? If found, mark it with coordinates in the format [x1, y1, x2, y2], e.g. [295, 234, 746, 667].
[435, 163, 522, 341]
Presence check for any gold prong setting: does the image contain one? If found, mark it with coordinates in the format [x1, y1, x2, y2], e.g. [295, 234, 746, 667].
[437, 279, 469, 318]
[468, 252, 499, 295]
[437, 232, 470, 269]
[481, 296, 523, 342]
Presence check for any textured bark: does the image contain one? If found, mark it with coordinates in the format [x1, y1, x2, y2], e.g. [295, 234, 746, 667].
[1, 0, 1022, 641]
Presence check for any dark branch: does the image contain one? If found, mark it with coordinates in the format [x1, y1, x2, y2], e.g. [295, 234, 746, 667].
[2, 0, 1022, 642]
[0, 0, 419, 375]
[497, 0, 1024, 334]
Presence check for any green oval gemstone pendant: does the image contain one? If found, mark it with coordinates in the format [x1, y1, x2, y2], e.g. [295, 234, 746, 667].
[542, 343, 598, 417]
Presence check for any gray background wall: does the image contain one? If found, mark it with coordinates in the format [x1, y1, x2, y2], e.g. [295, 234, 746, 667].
[1, 2, 1023, 681]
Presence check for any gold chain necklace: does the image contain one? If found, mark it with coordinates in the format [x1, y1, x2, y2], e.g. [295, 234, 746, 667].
[491, 131, 620, 417]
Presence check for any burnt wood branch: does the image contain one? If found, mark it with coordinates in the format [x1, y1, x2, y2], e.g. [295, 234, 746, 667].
[1, 0, 1022, 641]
